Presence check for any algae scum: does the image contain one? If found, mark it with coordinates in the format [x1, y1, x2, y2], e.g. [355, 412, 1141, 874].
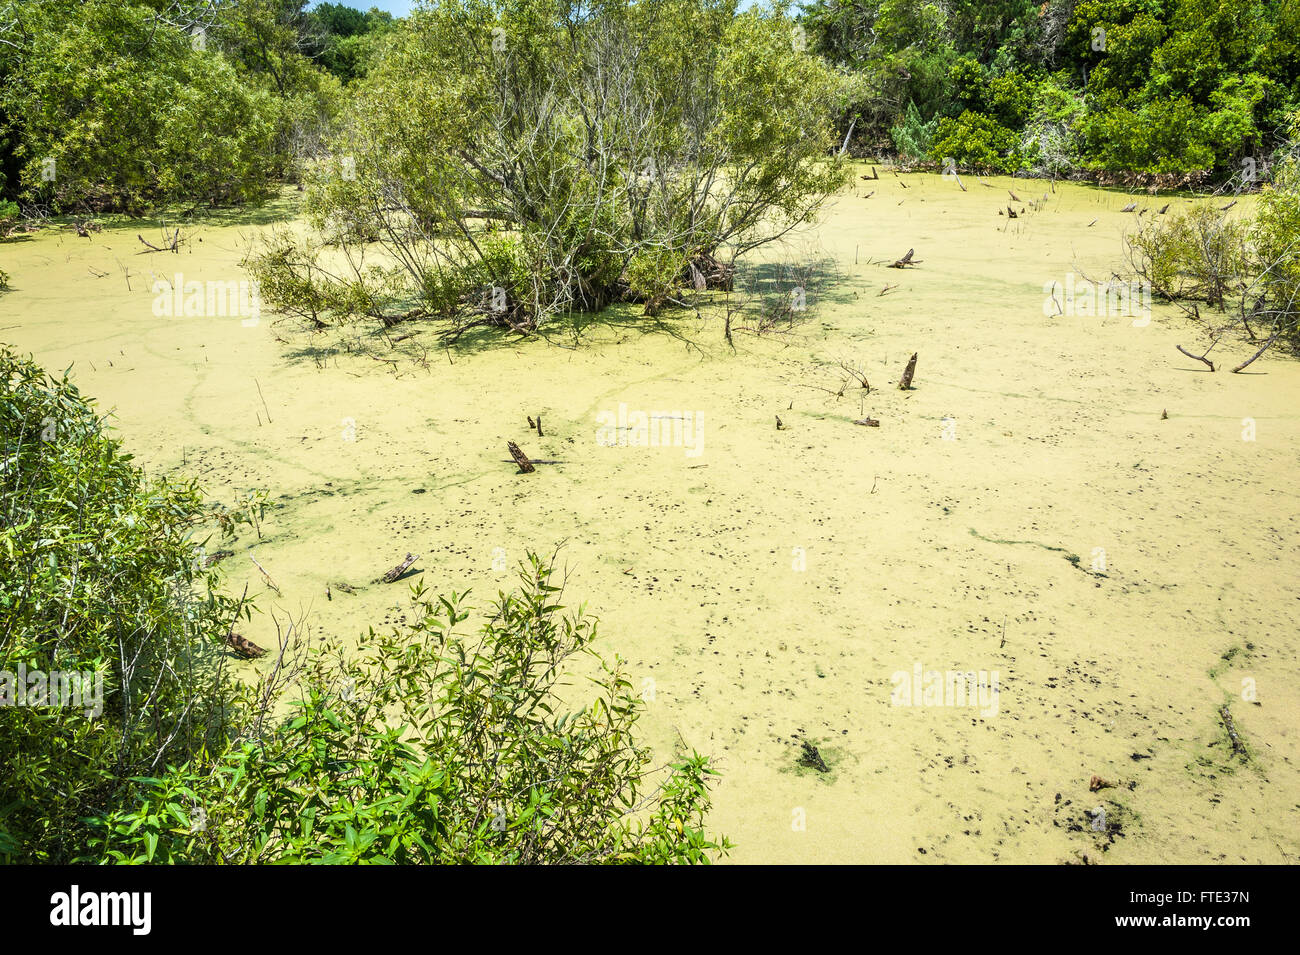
[3, 172, 1298, 863]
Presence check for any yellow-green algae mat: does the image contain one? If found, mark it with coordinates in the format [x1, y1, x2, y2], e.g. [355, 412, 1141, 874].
[3, 170, 1297, 863]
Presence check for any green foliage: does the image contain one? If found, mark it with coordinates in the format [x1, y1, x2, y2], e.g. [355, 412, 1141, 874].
[1079, 96, 1217, 175]
[930, 110, 1024, 173]
[256, 0, 847, 333]
[308, 2, 399, 83]
[0, 348, 244, 862]
[890, 101, 938, 162]
[1251, 125, 1300, 339]
[0, 1, 282, 212]
[0, 199, 19, 234]
[1128, 204, 1249, 304]
[625, 247, 689, 314]
[803, 0, 1300, 177]
[93, 556, 731, 864]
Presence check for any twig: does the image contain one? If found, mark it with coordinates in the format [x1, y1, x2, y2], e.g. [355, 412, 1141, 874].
[249, 554, 282, 595]
[254, 378, 273, 423]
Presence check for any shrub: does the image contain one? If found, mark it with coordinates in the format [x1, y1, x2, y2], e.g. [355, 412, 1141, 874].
[1128, 205, 1249, 306]
[255, 0, 847, 335]
[930, 110, 1024, 173]
[92, 556, 731, 864]
[0, 349, 245, 862]
[1, 1, 282, 212]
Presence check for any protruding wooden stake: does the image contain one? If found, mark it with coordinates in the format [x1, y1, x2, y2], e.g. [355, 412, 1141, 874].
[899, 352, 918, 390]
[508, 441, 536, 473]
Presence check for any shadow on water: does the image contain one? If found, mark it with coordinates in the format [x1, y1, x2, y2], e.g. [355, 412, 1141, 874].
[268, 252, 866, 371]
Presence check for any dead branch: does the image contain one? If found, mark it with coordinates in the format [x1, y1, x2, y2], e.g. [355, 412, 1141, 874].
[1220, 705, 1248, 760]
[1175, 344, 1215, 371]
[1231, 326, 1282, 373]
[249, 554, 282, 594]
[888, 248, 918, 269]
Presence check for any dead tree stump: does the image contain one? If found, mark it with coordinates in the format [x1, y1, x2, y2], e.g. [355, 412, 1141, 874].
[508, 441, 535, 473]
[380, 552, 419, 583]
[225, 632, 267, 659]
[888, 248, 918, 269]
[899, 352, 918, 390]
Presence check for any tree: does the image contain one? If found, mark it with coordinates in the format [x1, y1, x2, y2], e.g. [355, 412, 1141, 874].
[0, 1, 284, 212]
[251, 0, 849, 335]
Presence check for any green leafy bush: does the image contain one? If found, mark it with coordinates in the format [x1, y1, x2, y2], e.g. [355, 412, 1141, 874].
[93, 556, 731, 864]
[1128, 205, 1249, 305]
[1, 1, 280, 212]
[930, 110, 1024, 173]
[0, 348, 244, 862]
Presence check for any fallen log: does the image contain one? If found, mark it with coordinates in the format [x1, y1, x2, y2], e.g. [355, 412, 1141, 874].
[1220, 705, 1248, 760]
[898, 352, 918, 390]
[508, 440, 536, 473]
[380, 552, 419, 583]
[225, 631, 267, 659]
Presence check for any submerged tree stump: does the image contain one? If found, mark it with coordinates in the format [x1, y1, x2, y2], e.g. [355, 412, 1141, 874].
[888, 248, 917, 268]
[380, 552, 419, 583]
[899, 352, 918, 390]
[225, 632, 266, 659]
[798, 739, 830, 773]
[508, 441, 536, 473]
